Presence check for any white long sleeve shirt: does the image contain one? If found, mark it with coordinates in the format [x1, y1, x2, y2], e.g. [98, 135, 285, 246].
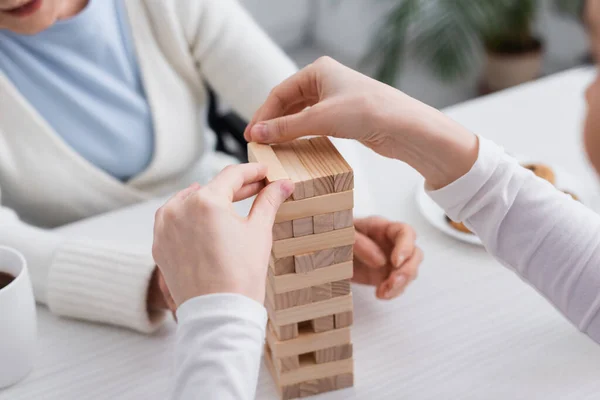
[0, 0, 296, 333]
[172, 137, 600, 398]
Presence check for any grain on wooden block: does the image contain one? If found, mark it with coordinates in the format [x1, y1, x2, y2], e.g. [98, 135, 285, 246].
[275, 190, 353, 223]
[331, 279, 351, 297]
[291, 139, 335, 195]
[334, 311, 354, 329]
[272, 261, 353, 294]
[276, 355, 300, 373]
[310, 315, 335, 333]
[294, 253, 314, 274]
[311, 283, 332, 302]
[313, 213, 334, 234]
[313, 248, 335, 269]
[335, 373, 354, 389]
[333, 245, 353, 264]
[270, 287, 312, 310]
[267, 325, 352, 358]
[292, 216, 314, 238]
[298, 376, 336, 397]
[247, 143, 289, 184]
[272, 142, 315, 200]
[273, 227, 355, 259]
[273, 221, 294, 240]
[333, 209, 353, 230]
[271, 322, 299, 341]
[270, 255, 295, 276]
[309, 137, 354, 192]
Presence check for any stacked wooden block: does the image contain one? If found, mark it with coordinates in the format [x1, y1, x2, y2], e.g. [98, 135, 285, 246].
[248, 137, 355, 399]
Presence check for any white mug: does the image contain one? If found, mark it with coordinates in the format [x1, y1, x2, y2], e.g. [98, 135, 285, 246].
[0, 246, 36, 389]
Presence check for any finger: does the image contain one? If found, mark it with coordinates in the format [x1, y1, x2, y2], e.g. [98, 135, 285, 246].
[387, 223, 417, 268]
[233, 181, 265, 202]
[354, 231, 387, 269]
[249, 180, 294, 228]
[250, 102, 347, 144]
[207, 163, 267, 201]
[378, 247, 423, 300]
[244, 64, 320, 142]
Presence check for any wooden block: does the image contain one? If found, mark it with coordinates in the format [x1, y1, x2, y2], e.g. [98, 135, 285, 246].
[335, 343, 353, 360]
[314, 347, 336, 364]
[313, 248, 335, 269]
[273, 221, 294, 240]
[274, 191, 353, 223]
[272, 143, 315, 200]
[311, 283, 332, 302]
[313, 213, 334, 234]
[335, 373, 354, 389]
[294, 253, 314, 274]
[271, 261, 353, 294]
[270, 322, 299, 341]
[315, 344, 352, 364]
[333, 209, 353, 230]
[267, 325, 352, 358]
[268, 350, 354, 386]
[270, 255, 296, 276]
[273, 227, 355, 259]
[271, 294, 353, 326]
[334, 245, 353, 264]
[247, 143, 290, 184]
[310, 315, 335, 333]
[291, 139, 335, 195]
[267, 284, 312, 310]
[292, 217, 313, 238]
[309, 137, 354, 192]
[298, 376, 336, 397]
[334, 311, 354, 329]
[279, 384, 300, 400]
[275, 355, 300, 373]
[331, 279, 351, 297]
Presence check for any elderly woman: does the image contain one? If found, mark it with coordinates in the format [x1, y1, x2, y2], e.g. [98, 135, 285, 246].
[0, 0, 420, 333]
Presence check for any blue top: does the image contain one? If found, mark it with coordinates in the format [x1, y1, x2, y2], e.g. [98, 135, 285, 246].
[0, 0, 154, 181]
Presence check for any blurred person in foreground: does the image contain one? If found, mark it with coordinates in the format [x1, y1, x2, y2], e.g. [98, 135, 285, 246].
[152, 25, 600, 400]
[0, 0, 420, 334]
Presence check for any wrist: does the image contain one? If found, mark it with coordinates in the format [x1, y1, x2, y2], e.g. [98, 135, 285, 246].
[384, 102, 479, 190]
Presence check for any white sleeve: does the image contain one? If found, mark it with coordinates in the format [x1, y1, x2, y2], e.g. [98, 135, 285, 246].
[173, 293, 267, 400]
[177, 0, 298, 121]
[428, 137, 600, 343]
[0, 205, 164, 333]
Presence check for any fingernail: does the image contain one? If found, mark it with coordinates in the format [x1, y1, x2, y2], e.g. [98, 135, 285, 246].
[251, 123, 268, 142]
[280, 180, 294, 197]
[394, 255, 405, 269]
[393, 275, 407, 291]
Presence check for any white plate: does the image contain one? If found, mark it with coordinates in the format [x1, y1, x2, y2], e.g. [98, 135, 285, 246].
[415, 161, 590, 246]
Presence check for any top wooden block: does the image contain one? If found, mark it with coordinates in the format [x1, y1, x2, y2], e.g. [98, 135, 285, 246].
[248, 138, 354, 200]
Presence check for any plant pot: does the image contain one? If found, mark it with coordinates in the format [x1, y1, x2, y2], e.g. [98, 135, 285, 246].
[482, 38, 543, 93]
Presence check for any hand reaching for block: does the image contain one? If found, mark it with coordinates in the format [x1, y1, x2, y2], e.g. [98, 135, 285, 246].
[353, 216, 422, 300]
[152, 163, 293, 307]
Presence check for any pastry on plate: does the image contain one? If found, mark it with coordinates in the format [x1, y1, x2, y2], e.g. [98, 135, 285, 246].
[522, 163, 556, 185]
[445, 215, 472, 234]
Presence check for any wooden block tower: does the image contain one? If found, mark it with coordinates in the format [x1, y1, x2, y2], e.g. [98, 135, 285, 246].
[248, 137, 355, 399]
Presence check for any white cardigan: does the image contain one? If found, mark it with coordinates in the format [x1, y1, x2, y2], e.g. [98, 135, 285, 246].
[0, 0, 296, 332]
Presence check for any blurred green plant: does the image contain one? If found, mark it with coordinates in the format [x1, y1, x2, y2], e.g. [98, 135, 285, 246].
[365, 0, 585, 85]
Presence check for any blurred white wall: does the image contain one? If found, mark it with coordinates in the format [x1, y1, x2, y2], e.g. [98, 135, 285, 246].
[242, 0, 590, 109]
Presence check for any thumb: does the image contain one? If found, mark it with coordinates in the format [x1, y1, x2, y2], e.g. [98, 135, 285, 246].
[249, 104, 335, 144]
[249, 180, 294, 228]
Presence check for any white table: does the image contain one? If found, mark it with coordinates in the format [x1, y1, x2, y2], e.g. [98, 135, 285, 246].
[3, 67, 600, 400]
